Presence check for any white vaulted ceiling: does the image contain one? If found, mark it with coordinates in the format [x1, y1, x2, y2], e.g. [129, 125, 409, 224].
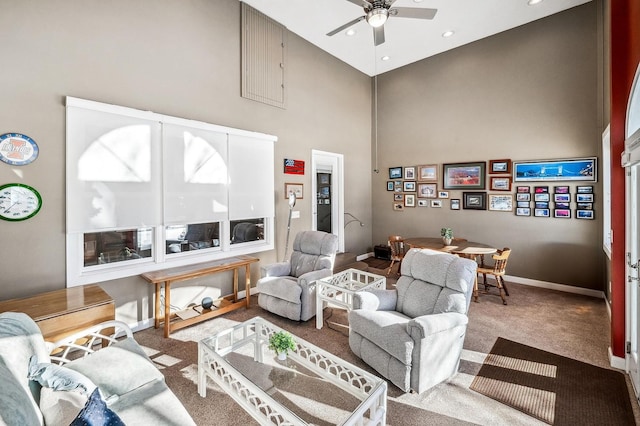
[241, 0, 593, 76]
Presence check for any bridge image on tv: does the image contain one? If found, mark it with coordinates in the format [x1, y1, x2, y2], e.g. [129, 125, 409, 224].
[514, 159, 596, 182]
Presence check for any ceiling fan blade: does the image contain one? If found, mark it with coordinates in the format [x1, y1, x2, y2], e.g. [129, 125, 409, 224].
[373, 26, 385, 46]
[344, 0, 372, 8]
[390, 7, 437, 20]
[326, 16, 366, 36]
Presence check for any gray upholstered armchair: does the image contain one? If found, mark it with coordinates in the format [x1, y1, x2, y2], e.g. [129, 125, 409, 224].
[257, 230, 338, 321]
[349, 248, 477, 393]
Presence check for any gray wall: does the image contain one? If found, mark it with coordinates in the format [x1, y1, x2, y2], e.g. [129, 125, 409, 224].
[0, 0, 372, 322]
[373, 3, 604, 289]
[0, 0, 605, 325]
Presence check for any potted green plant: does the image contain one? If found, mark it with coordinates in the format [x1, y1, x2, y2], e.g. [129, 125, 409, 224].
[268, 331, 296, 360]
[441, 228, 453, 246]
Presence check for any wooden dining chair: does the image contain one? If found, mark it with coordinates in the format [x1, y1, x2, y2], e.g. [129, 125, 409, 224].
[476, 247, 511, 305]
[386, 235, 407, 277]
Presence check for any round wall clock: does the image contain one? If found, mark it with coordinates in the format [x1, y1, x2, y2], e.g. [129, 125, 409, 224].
[0, 133, 39, 166]
[0, 183, 42, 221]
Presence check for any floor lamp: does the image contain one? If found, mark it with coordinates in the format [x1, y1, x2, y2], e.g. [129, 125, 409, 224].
[283, 192, 296, 261]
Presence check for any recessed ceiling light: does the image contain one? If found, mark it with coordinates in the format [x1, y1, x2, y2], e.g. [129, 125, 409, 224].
[527, 0, 543, 5]
[413, 0, 424, 3]
[442, 30, 455, 38]
[381, 56, 390, 61]
[345, 29, 356, 36]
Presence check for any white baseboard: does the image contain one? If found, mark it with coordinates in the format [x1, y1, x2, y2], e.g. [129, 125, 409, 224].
[609, 347, 627, 370]
[357, 252, 374, 261]
[504, 274, 605, 299]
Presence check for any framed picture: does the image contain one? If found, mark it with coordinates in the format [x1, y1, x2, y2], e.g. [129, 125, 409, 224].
[577, 185, 594, 193]
[284, 183, 303, 199]
[535, 202, 549, 209]
[516, 208, 531, 216]
[489, 194, 514, 211]
[387, 181, 394, 191]
[555, 202, 570, 209]
[577, 202, 593, 210]
[513, 157, 597, 182]
[451, 199, 461, 210]
[490, 176, 511, 191]
[404, 194, 416, 207]
[517, 186, 530, 193]
[516, 193, 531, 202]
[489, 159, 512, 174]
[417, 164, 438, 182]
[431, 200, 442, 208]
[394, 181, 403, 192]
[554, 209, 571, 218]
[534, 209, 550, 217]
[576, 193, 594, 203]
[462, 192, 487, 210]
[394, 193, 403, 201]
[554, 186, 570, 194]
[389, 167, 402, 179]
[438, 191, 449, 199]
[404, 167, 416, 180]
[554, 194, 571, 203]
[418, 183, 437, 198]
[516, 201, 530, 208]
[418, 199, 428, 207]
[534, 186, 549, 193]
[393, 202, 404, 211]
[534, 193, 550, 202]
[443, 162, 486, 190]
[576, 209, 595, 219]
[403, 181, 416, 192]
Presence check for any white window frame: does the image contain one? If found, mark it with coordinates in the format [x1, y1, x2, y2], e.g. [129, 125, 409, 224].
[66, 97, 276, 286]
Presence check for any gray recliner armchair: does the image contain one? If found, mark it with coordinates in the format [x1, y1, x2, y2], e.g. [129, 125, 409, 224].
[257, 230, 338, 321]
[349, 248, 477, 393]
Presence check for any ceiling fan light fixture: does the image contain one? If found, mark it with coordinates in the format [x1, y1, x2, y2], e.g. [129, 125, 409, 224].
[366, 8, 388, 28]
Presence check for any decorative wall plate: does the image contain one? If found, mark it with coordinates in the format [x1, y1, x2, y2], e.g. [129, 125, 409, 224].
[0, 133, 39, 166]
[0, 183, 42, 221]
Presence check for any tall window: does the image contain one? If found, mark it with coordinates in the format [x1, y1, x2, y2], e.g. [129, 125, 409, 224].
[66, 97, 276, 286]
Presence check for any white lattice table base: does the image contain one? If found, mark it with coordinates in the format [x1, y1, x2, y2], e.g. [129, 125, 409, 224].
[198, 316, 387, 426]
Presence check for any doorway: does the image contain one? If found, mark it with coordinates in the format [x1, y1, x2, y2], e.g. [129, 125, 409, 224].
[624, 63, 640, 396]
[311, 150, 344, 252]
[625, 160, 640, 395]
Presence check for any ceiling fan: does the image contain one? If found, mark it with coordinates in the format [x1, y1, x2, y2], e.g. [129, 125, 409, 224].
[326, 0, 438, 46]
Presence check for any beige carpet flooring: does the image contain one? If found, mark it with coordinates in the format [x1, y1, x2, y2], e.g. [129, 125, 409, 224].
[134, 271, 640, 425]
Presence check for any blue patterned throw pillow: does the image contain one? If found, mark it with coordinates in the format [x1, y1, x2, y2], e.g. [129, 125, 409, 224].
[69, 388, 125, 426]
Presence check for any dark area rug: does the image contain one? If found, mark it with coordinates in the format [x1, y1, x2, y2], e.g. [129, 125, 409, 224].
[470, 337, 635, 425]
[362, 257, 391, 270]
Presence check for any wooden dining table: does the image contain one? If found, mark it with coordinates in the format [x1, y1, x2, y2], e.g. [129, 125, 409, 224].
[404, 237, 497, 302]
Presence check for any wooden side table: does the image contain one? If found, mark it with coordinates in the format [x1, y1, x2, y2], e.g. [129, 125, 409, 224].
[0, 285, 115, 342]
[141, 255, 259, 338]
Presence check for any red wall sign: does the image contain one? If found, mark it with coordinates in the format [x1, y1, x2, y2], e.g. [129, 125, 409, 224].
[284, 158, 305, 175]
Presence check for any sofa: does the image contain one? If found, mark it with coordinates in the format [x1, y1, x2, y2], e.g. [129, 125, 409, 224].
[348, 248, 477, 393]
[0, 312, 195, 426]
[257, 230, 338, 321]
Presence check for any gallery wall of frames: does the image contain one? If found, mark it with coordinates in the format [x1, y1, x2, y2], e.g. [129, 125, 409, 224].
[386, 158, 596, 219]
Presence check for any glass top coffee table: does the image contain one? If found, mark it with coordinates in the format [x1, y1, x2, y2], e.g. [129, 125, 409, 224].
[315, 269, 386, 330]
[198, 316, 387, 425]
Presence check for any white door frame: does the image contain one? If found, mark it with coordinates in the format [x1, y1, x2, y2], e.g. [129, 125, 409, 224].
[624, 62, 640, 397]
[311, 150, 344, 252]
[624, 154, 640, 396]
